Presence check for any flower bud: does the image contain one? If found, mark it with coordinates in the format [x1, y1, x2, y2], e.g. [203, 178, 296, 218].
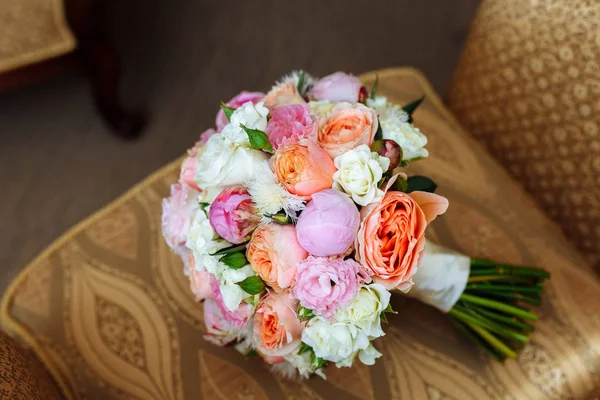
[209, 185, 261, 244]
[371, 139, 402, 170]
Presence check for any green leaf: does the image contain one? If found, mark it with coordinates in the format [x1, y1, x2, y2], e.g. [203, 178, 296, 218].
[297, 71, 306, 94]
[374, 117, 383, 141]
[298, 342, 312, 355]
[402, 96, 425, 123]
[393, 177, 408, 192]
[310, 351, 328, 369]
[220, 102, 236, 121]
[211, 242, 248, 256]
[244, 349, 258, 358]
[370, 74, 379, 100]
[244, 295, 259, 307]
[237, 276, 266, 295]
[406, 175, 437, 193]
[220, 252, 248, 269]
[298, 305, 315, 322]
[382, 303, 397, 314]
[240, 124, 273, 153]
[264, 212, 292, 224]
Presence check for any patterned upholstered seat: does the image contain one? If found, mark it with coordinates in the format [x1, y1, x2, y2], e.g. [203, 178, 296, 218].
[449, 0, 600, 270]
[1, 68, 599, 399]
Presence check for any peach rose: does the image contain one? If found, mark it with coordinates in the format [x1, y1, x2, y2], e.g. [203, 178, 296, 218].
[271, 140, 337, 199]
[264, 82, 306, 110]
[253, 291, 304, 362]
[246, 223, 308, 292]
[317, 102, 378, 158]
[355, 190, 449, 291]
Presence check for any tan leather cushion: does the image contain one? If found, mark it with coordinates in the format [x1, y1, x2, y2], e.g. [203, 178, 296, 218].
[0, 330, 63, 399]
[0, 0, 76, 73]
[2, 68, 599, 399]
[449, 0, 600, 270]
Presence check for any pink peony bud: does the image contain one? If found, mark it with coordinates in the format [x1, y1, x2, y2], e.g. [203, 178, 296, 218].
[371, 139, 402, 170]
[209, 185, 260, 244]
[310, 72, 364, 103]
[296, 189, 360, 256]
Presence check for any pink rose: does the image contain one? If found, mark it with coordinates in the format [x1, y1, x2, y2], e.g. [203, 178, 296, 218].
[161, 183, 200, 250]
[310, 72, 364, 103]
[296, 189, 360, 256]
[209, 185, 260, 244]
[317, 102, 378, 158]
[246, 223, 308, 292]
[265, 104, 317, 150]
[293, 256, 367, 319]
[189, 268, 212, 301]
[215, 91, 264, 131]
[253, 291, 304, 362]
[203, 298, 242, 346]
[210, 276, 252, 329]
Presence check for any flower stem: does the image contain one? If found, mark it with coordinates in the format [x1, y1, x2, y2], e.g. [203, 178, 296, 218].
[460, 293, 538, 321]
[463, 303, 535, 332]
[465, 284, 542, 293]
[467, 275, 533, 283]
[470, 260, 550, 279]
[449, 317, 506, 361]
[467, 322, 518, 359]
[449, 307, 529, 344]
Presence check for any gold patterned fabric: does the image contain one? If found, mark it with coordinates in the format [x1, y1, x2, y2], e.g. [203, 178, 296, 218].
[2, 68, 600, 399]
[448, 0, 600, 270]
[0, 0, 76, 73]
[0, 330, 63, 399]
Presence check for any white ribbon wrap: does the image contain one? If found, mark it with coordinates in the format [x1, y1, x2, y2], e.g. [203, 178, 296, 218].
[405, 240, 471, 313]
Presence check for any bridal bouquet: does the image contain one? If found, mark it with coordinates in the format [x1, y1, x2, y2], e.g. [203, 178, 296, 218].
[162, 71, 550, 378]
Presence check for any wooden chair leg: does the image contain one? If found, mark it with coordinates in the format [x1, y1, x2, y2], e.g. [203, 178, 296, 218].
[65, 0, 145, 138]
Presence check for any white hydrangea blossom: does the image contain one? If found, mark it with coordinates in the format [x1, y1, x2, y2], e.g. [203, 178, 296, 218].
[367, 96, 429, 161]
[333, 145, 390, 206]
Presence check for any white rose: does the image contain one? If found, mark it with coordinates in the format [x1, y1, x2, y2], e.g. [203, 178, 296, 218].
[367, 96, 428, 161]
[185, 209, 226, 256]
[333, 145, 390, 206]
[281, 349, 326, 379]
[228, 101, 269, 141]
[308, 100, 335, 117]
[198, 257, 255, 311]
[358, 343, 382, 365]
[193, 133, 269, 191]
[301, 317, 370, 366]
[335, 283, 391, 338]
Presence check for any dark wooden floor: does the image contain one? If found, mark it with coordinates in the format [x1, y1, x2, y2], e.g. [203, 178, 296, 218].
[0, 0, 481, 293]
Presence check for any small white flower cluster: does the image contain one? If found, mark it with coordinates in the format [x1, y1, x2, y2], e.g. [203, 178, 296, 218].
[301, 283, 390, 368]
[367, 96, 429, 161]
